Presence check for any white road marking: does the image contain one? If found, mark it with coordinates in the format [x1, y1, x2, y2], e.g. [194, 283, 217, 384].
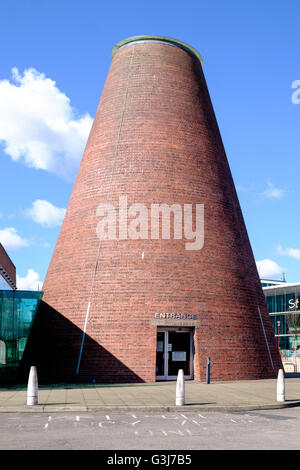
[98, 421, 115, 427]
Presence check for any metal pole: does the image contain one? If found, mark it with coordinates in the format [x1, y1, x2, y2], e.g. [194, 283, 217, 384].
[206, 357, 210, 384]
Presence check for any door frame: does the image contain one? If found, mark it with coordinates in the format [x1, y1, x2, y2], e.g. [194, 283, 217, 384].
[156, 327, 194, 381]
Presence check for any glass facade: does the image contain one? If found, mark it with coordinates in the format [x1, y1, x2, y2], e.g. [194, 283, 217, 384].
[0, 290, 43, 381]
[265, 292, 300, 314]
[263, 283, 300, 357]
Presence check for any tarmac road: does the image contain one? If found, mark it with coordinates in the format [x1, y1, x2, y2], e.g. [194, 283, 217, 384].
[0, 407, 299, 450]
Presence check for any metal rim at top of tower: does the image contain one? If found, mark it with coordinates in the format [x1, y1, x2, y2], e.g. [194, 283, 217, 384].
[111, 35, 203, 65]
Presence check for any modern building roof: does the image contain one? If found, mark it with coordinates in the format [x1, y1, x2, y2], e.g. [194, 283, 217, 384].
[263, 281, 300, 295]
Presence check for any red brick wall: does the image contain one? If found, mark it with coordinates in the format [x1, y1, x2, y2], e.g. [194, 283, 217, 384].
[0, 243, 16, 287]
[39, 39, 282, 383]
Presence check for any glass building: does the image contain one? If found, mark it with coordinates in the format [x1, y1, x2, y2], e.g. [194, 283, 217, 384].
[0, 290, 43, 381]
[262, 280, 300, 360]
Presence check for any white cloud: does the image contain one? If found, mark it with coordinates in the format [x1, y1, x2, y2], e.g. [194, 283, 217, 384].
[17, 269, 43, 291]
[261, 181, 285, 200]
[25, 199, 66, 227]
[277, 245, 300, 261]
[0, 68, 93, 180]
[0, 227, 29, 250]
[256, 259, 286, 279]
[39, 241, 51, 248]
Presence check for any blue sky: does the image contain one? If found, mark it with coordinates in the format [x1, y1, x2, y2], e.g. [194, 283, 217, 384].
[0, 0, 299, 288]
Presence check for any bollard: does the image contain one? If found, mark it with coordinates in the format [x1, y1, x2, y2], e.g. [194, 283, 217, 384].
[176, 369, 185, 406]
[206, 357, 211, 384]
[277, 368, 285, 402]
[27, 366, 38, 406]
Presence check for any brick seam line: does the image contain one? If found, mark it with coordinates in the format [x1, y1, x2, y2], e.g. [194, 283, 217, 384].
[76, 46, 135, 375]
[258, 306, 274, 371]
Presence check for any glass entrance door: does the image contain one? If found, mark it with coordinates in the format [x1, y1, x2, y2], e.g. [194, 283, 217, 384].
[156, 329, 193, 380]
[156, 331, 166, 377]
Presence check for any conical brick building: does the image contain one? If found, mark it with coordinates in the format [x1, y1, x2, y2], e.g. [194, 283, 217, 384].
[28, 36, 282, 383]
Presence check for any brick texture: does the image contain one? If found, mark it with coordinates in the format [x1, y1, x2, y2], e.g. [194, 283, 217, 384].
[30, 39, 282, 383]
[0, 243, 16, 287]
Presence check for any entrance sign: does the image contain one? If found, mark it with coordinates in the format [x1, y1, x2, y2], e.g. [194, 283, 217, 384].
[155, 313, 197, 320]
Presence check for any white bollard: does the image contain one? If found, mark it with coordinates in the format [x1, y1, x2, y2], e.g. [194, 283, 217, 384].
[277, 368, 285, 402]
[176, 369, 185, 406]
[27, 366, 38, 406]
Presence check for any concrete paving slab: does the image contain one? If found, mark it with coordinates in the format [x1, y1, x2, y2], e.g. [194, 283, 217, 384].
[0, 378, 299, 413]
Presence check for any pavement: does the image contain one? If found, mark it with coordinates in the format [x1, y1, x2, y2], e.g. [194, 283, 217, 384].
[1, 376, 300, 413]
